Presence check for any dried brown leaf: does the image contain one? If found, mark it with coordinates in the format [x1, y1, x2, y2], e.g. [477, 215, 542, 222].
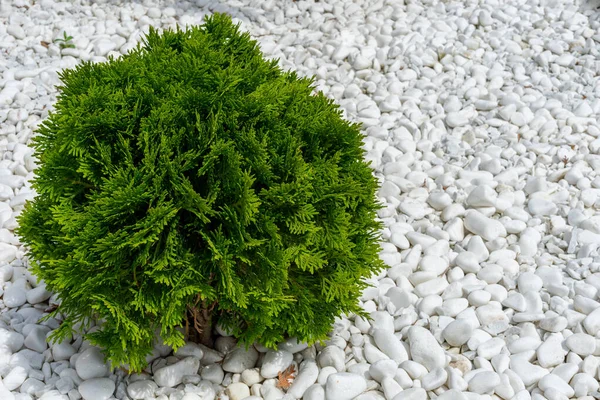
[44, 304, 58, 313]
[276, 364, 296, 390]
[40, 41, 50, 48]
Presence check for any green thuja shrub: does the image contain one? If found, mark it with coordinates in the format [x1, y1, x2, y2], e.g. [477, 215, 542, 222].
[16, 13, 385, 372]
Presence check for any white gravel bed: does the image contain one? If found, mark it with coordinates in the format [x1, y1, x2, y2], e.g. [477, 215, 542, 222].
[1, 0, 600, 399]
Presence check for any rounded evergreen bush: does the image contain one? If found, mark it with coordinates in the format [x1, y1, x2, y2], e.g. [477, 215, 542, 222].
[16, 13, 384, 371]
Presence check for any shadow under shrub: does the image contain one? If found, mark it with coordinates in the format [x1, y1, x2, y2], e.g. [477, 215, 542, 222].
[16, 13, 384, 372]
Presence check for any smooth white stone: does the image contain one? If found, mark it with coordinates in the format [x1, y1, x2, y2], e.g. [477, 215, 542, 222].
[407, 326, 447, 371]
[419, 255, 449, 276]
[52, 341, 77, 361]
[26, 282, 52, 304]
[0, 329, 24, 352]
[571, 373, 599, 397]
[541, 314, 569, 332]
[443, 320, 473, 347]
[583, 307, 600, 335]
[381, 376, 403, 399]
[537, 334, 567, 368]
[222, 346, 259, 373]
[509, 355, 549, 386]
[386, 287, 417, 309]
[477, 337, 505, 359]
[397, 69, 417, 82]
[440, 298, 469, 317]
[318, 366, 338, 385]
[196, 344, 223, 363]
[278, 337, 308, 354]
[4, 284, 27, 308]
[421, 368, 447, 391]
[154, 357, 200, 388]
[76, 347, 109, 380]
[428, 192, 453, 210]
[467, 236, 489, 262]
[56, 376, 75, 394]
[502, 293, 526, 312]
[517, 272, 543, 294]
[468, 290, 491, 307]
[548, 364, 575, 384]
[93, 39, 117, 56]
[446, 111, 470, 128]
[369, 359, 398, 382]
[24, 327, 47, 353]
[528, 198, 557, 216]
[303, 384, 325, 400]
[0, 243, 17, 265]
[436, 389, 467, 400]
[364, 342, 389, 364]
[475, 304, 509, 335]
[78, 378, 115, 400]
[466, 185, 497, 207]
[370, 311, 395, 335]
[507, 336, 541, 354]
[372, 329, 408, 364]
[0, 265, 13, 282]
[8, 25, 26, 40]
[347, 363, 370, 379]
[4, 366, 27, 390]
[464, 211, 507, 241]
[468, 371, 500, 394]
[380, 95, 402, 112]
[21, 377, 45, 395]
[38, 390, 65, 400]
[288, 360, 319, 399]
[127, 380, 158, 399]
[444, 218, 465, 241]
[190, 381, 215, 400]
[325, 373, 367, 400]
[260, 349, 293, 379]
[241, 368, 261, 386]
[201, 364, 224, 384]
[565, 333, 596, 356]
[414, 277, 449, 298]
[226, 382, 250, 400]
[317, 345, 345, 372]
[392, 388, 427, 400]
[174, 343, 204, 359]
[538, 374, 574, 398]
[181, 394, 202, 400]
[454, 252, 481, 273]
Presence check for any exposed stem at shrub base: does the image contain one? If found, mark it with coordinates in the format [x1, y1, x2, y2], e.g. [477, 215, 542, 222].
[186, 297, 217, 347]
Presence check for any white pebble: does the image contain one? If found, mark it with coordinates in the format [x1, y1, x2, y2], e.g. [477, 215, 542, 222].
[4, 366, 27, 390]
[287, 360, 319, 399]
[126, 380, 158, 399]
[226, 382, 250, 400]
[407, 326, 447, 371]
[325, 373, 367, 400]
[76, 347, 109, 380]
[317, 345, 345, 372]
[154, 357, 200, 387]
[260, 350, 293, 379]
[222, 346, 259, 373]
[443, 320, 473, 347]
[565, 333, 596, 356]
[464, 211, 506, 242]
[78, 378, 115, 400]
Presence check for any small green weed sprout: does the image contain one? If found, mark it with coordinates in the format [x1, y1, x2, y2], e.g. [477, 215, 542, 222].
[54, 31, 75, 49]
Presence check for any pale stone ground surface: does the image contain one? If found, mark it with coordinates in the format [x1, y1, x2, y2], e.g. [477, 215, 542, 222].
[1, 0, 600, 399]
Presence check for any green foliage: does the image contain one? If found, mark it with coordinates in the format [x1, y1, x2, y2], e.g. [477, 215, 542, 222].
[54, 31, 75, 49]
[16, 13, 385, 372]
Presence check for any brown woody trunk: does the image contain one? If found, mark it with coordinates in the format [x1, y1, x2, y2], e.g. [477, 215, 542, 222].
[186, 298, 216, 347]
